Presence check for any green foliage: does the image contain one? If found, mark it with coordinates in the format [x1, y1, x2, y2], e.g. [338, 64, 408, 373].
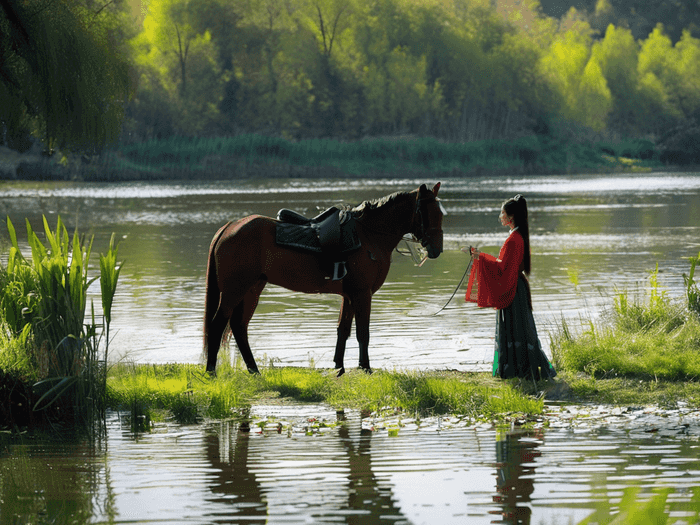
[684, 251, 700, 317]
[577, 485, 700, 525]
[0, 0, 133, 151]
[115, 132, 643, 178]
[0, 215, 122, 432]
[552, 261, 700, 381]
[120, 0, 700, 143]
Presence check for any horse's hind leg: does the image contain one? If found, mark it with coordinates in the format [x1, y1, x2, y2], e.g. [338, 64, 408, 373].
[333, 296, 354, 376]
[230, 280, 266, 374]
[206, 301, 234, 374]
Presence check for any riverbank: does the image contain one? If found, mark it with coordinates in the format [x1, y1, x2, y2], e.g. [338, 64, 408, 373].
[0, 134, 674, 182]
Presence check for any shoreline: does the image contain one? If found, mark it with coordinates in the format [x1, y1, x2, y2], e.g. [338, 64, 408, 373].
[3, 143, 697, 183]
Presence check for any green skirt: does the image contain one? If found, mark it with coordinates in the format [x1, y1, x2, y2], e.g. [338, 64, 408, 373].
[493, 276, 556, 380]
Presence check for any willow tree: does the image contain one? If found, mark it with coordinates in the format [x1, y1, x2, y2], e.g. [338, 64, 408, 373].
[0, 0, 132, 152]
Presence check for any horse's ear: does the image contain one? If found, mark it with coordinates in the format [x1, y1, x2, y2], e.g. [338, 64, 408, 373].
[419, 184, 427, 193]
[432, 182, 441, 196]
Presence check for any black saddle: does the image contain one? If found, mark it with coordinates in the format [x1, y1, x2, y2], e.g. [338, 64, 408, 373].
[275, 206, 360, 280]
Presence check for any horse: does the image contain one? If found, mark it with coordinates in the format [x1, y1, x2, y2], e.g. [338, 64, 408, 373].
[203, 182, 444, 376]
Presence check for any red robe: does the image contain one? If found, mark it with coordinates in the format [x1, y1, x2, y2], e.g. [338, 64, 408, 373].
[466, 229, 525, 309]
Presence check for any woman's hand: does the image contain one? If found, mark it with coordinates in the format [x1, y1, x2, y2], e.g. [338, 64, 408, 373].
[461, 246, 480, 259]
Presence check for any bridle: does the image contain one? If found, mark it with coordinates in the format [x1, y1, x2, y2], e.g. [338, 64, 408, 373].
[413, 193, 445, 247]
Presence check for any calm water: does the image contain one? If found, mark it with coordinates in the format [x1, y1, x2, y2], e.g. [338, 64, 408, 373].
[2, 406, 700, 524]
[1, 174, 699, 370]
[2, 173, 700, 524]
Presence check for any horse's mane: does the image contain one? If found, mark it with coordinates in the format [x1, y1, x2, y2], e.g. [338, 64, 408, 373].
[349, 191, 411, 216]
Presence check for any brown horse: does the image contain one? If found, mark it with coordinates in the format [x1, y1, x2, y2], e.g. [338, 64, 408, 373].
[203, 182, 444, 375]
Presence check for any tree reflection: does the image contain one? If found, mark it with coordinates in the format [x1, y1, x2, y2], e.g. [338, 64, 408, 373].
[0, 437, 115, 524]
[491, 430, 543, 525]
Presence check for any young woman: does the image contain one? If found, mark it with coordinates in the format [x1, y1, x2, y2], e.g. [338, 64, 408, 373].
[465, 195, 556, 381]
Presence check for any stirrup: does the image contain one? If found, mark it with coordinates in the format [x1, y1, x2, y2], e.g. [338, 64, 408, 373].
[332, 261, 347, 281]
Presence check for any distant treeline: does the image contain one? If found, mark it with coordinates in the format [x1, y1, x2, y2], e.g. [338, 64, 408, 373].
[121, 0, 700, 148]
[1, 0, 700, 167]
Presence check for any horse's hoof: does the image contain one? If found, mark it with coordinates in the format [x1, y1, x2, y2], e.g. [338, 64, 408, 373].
[206, 368, 217, 378]
[248, 367, 260, 375]
[359, 366, 373, 375]
[336, 367, 345, 378]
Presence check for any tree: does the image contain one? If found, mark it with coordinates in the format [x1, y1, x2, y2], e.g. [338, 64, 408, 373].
[591, 24, 640, 134]
[0, 0, 132, 152]
[136, 0, 226, 134]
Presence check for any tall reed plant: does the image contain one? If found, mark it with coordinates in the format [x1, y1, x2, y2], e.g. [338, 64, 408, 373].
[552, 261, 700, 381]
[684, 250, 700, 317]
[0, 216, 121, 432]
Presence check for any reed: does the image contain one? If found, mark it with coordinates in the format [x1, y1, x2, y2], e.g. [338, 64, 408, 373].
[107, 134, 655, 179]
[551, 259, 700, 382]
[0, 216, 122, 433]
[577, 485, 700, 525]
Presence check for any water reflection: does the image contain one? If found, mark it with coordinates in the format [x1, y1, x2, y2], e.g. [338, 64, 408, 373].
[204, 411, 407, 524]
[205, 420, 267, 523]
[491, 431, 542, 524]
[2, 409, 700, 523]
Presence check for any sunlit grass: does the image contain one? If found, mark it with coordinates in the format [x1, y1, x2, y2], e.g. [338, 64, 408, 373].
[106, 363, 546, 427]
[550, 257, 700, 407]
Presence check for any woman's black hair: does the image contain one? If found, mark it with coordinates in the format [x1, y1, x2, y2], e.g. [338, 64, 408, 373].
[502, 194, 531, 275]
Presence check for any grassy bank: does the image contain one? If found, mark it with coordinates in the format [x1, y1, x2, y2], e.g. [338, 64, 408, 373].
[2, 134, 664, 181]
[550, 255, 700, 406]
[106, 357, 545, 429]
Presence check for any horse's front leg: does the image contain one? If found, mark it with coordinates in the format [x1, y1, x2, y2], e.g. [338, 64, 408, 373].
[354, 290, 373, 373]
[333, 296, 354, 377]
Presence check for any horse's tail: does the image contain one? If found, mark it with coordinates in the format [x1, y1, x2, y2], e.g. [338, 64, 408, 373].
[203, 222, 231, 360]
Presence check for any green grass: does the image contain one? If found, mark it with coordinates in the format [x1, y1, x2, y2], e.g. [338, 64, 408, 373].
[106, 361, 546, 428]
[552, 265, 700, 382]
[548, 258, 700, 407]
[577, 485, 700, 525]
[104, 133, 661, 179]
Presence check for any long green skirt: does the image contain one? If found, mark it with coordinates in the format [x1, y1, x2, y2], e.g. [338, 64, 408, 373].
[493, 276, 556, 380]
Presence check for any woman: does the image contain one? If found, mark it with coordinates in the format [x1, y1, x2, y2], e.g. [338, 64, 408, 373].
[465, 195, 556, 381]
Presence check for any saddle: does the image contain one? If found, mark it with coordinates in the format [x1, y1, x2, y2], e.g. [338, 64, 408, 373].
[275, 206, 360, 280]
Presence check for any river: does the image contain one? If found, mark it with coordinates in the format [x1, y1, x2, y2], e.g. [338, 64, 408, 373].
[1, 173, 700, 524]
[1, 173, 699, 370]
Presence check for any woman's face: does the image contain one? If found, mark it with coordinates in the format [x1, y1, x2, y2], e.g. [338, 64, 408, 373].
[499, 207, 513, 228]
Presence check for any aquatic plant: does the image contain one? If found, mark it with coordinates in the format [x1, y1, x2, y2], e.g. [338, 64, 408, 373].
[577, 485, 700, 525]
[106, 133, 658, 180]
[684, 250, 700, 318]
[552, 261, 700, 382]
[0, 215, 122, 432]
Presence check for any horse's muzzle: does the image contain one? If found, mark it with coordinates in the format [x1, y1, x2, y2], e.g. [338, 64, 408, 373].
[422, 235, 443, 259]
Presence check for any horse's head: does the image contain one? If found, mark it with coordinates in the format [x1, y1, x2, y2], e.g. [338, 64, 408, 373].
[414, 182, 445, 259]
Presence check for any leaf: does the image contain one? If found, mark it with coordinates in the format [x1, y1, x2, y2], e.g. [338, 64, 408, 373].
[33, 376, 79, 411]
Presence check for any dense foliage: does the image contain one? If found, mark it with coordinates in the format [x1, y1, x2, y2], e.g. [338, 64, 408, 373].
[0, 0, 133, 152]
[122, 0, 700, 147]
[2, 0, 699, 158]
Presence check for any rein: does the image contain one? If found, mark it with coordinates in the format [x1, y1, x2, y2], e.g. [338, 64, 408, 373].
[431, 257, 472, 316]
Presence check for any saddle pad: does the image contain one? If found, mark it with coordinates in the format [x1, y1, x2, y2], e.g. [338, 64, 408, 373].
[275, 221, 361, 254]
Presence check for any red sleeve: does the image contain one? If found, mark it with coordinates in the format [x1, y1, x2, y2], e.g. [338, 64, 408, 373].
[475, 232, 524, 309]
